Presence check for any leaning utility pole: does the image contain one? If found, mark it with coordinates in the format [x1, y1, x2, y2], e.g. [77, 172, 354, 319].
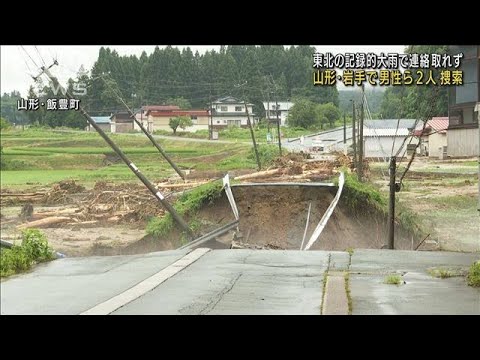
[101, 76, 186, 180]
[37, 63, 193, 238]
[245, 100, 261, 171]
[387, 156, 397, 249]
[358, 85, 365, 181]
[351, 100, 357, 170]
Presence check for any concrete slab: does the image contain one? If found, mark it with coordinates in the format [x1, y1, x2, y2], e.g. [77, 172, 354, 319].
[329, 251, 351, 271]
[323, 274, 348, 315]
[350, 272, 480, 315]
[349, 249, 480, 315]
[0, 249, 189, 315]
[350, 249, 479, 273]
[113, 250, 329, 315]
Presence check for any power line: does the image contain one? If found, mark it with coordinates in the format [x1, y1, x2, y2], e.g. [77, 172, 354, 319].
[20, 46, 39, 69]
[34, 46, 46, 66]
[18, 46, 33, 74]
[398, 86, 442, 186]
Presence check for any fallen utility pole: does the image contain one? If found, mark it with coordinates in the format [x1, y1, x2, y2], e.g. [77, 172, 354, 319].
[36, 64, 193, 238]
[387, 156, 398, 249]
[101, 76, 186, 180]
[245, 100, 261, 171]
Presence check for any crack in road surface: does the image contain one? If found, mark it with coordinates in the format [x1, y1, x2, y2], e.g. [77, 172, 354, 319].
[199, 273, 243, 315]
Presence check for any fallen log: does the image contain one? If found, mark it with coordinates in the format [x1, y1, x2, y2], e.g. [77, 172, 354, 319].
[68, 220, 98, 226]
[234, 168, 282, 181]
[32, 208, 80, 220]
[155, 181, 208, 188]
[17, 216, 72, 229]
[0, 192, 45, 197]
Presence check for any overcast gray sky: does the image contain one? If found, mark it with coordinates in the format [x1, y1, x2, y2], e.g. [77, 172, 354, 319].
[1, 45, 405, 96]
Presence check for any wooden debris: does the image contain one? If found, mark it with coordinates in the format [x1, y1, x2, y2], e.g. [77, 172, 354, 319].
[234, 169, 282, 181]
[17, 216, 72, 229]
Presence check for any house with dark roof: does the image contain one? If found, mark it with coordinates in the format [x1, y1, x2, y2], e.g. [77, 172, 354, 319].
[110, 111, 135, 133]
[447, 45, 479, 157]
[363, 119, 419, 159]
[211, 96, 255, 129]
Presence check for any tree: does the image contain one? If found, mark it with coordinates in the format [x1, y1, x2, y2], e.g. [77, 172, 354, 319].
[0, 117, 11, 130]
[380, 45, 449, 120]
[169, 116, 193, 134]
[287, 99, 317, 129]
[316, 102, 340, 128]
[166, 97, 191, 109]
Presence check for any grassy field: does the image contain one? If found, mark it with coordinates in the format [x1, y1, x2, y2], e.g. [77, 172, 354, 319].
[153, 125, 339, 142]
[369, 159, 479, 252]
[1, 128, 256, 188]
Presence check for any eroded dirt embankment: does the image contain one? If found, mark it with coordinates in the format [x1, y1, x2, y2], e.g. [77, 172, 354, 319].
[229, 186, 418, 251]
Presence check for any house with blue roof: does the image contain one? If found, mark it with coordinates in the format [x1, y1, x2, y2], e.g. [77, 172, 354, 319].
[87, 116, 112, 132]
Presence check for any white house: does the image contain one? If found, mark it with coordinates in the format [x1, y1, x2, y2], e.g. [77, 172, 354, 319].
[363, 119, 419, 159]
[211, 96, 255, 128]
[262, 101, 294, 126]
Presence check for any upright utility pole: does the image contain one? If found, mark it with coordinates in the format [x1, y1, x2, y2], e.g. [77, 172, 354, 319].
[274, 99, 282, 156]
[343, 112, 346, 144]
[37, 64, 193, 238]
[387, 156, 397, 249]
[270, 76, 282, 156]
[209, 95, 214, 140]
[476, 102, 480, 213]
[101, 76, 186, 180]
[351, 100, 357, 170]
[245, 100, 261, 171]
[267, 95, 270, 133]
[358, 85, 365, 181]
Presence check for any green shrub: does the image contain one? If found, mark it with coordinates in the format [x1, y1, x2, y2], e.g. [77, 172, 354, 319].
[22, 229, 55, 262]
[384, 274, 402, 285]
[467, 261, 480, 287]
[147, 181, 223, 237]
[0, 229, 55, 278]
[341, 172, 386, 213]
[248, 145, 281, 167]
[0, 247, 32, 277]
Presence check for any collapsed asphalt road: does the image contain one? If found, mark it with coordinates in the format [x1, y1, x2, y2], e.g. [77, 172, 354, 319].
[1, 248, 478, 315]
